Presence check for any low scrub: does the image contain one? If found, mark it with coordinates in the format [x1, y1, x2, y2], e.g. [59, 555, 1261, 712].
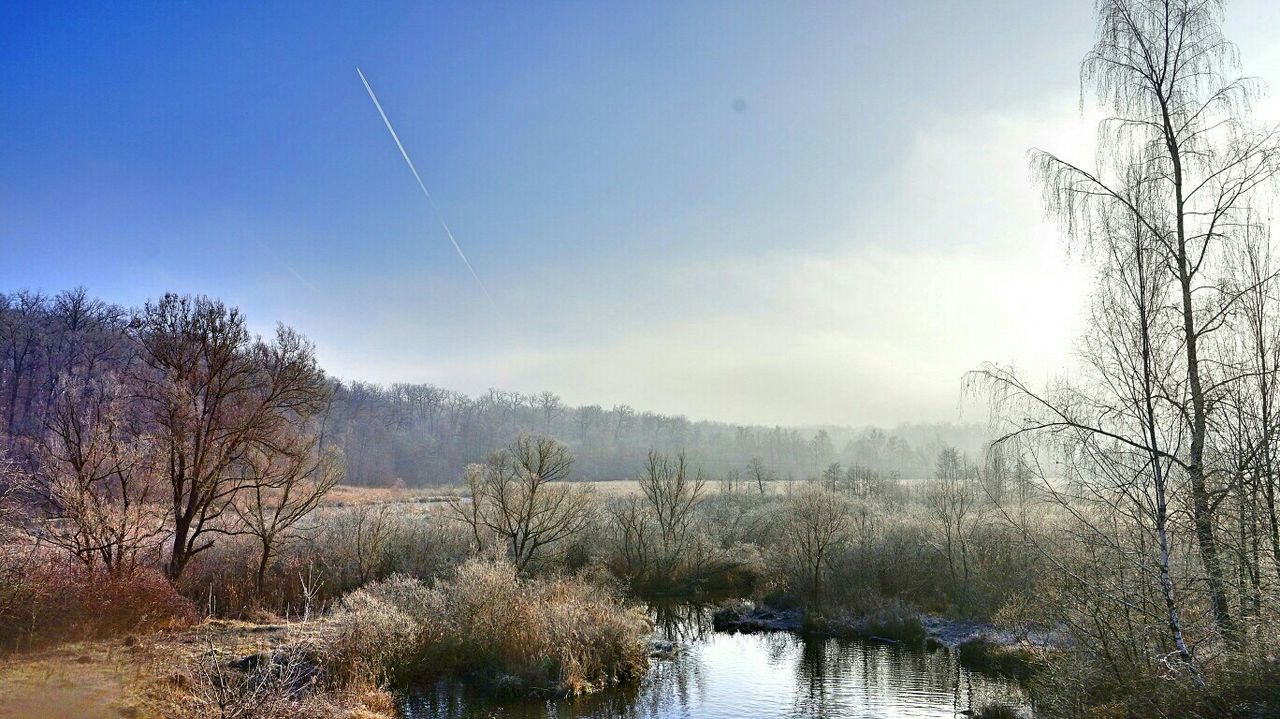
[0, 562, 195, 650]
[177, 505, 473, 619]
[852, 602, 928, 645]
[327, 559, 650, 696]
[956, 637, 1038, 681]
[1032, 650, 1280, 719]
[803, 600, 927, 645]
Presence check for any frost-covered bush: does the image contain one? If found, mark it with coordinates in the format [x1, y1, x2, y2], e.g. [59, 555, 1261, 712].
[325, 559, 650, 696]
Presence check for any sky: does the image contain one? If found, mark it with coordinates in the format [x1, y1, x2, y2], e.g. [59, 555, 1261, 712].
[6, 1, 1280, 427]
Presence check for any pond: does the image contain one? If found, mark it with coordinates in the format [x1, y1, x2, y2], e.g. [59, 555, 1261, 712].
[401, 605, 1031, 719]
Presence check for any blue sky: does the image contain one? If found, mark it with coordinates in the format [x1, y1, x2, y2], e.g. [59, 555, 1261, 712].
[6, 1, 1280, 425]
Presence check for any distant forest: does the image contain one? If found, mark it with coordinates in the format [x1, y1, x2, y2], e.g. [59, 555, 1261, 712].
[329, 382, 991, 485]
[0, 288, 990, 487]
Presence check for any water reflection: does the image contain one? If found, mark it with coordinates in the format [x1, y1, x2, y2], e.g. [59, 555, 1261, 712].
[402, 604, 1028, 719]
[650, 600, 717, 645]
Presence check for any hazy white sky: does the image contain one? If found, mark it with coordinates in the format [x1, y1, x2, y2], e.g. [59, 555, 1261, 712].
[6, 1, 1280, 426]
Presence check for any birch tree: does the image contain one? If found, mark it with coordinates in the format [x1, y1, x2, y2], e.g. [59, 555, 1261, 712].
[981, 0, 1280, 649]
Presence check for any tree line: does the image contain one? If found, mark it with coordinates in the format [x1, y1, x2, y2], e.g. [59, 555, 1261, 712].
[1, 290, 992, 493]
[0, 290, 335, 586]
[326, 381, 989, 486]
[0, 286, 986, 581]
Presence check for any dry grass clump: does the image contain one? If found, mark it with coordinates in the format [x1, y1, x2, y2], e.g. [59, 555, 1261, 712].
[806, 599, 928, 645]
[159, 642, 397, 719]
[327, 558, 651, 696]
[956, 636, 1038, 681]
[324, 574, 428, 687]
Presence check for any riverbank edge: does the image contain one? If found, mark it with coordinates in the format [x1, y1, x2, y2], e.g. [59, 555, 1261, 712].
[708, 599, 1065, 680]
[0, 617, 400, 719]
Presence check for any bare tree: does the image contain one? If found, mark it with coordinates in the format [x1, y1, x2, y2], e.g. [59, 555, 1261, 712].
[606, 495, 653, 583]
[820, 463, 843, 493]
[535, 391, 562, 433]
[925, 448, 979, 609]
[0, 290, 47, 444]
[318, 502, 398, 586]
[1230, 235, 1280, 582]
[781, 484, 851, 605]
[637, 451, 706, 582]
[451, 434, 593, 573]
[612, 404, 635, 446]
[30, 374, 165, 574]
[975, 182, 1207, 680]
[233, 422, 343, 598]
[0, 452, 21, 527]
[844, 464, 888, 502]
[131, 295, 330, 579]
[1024, 0, 1280, 644]
[746, 457, 773, 495]
[722, 468, 742, 495]
[454, 462, 490, 554]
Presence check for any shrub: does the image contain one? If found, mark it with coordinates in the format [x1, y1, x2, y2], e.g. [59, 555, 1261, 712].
[325, 574, 430, 687]
[326, 559, 650, 696]
[1031, 648, 1280, 719]
[0, 542, 40, 649]
[956, 637, 1037, 681]
[802, 600, 928, 645]
[177, 504, 472, 619]
[178, 535, 277, 617]
[0, 562, 196, 650]
[857, 602, 928, 645]
[698, 541, 769, 594]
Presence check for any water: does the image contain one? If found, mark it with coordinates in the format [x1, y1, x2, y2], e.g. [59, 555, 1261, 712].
[402, 605, 1029, 719]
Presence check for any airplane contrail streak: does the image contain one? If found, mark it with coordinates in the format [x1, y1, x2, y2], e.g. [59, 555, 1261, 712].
[356, 67, 491, 302]
[256, 241, 321, 294]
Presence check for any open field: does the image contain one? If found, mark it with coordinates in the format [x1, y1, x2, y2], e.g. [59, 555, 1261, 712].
[579, 477, 931, 496]
[322, 484, 463, 507]
[326, 477, 932, 505]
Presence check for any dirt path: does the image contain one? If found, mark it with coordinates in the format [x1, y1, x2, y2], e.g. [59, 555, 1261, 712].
[0, 644, 131, 719]
[0, 620, 301, 719]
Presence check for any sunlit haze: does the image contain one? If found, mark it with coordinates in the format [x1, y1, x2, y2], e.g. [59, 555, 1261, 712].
[7, 1, 1280, 425]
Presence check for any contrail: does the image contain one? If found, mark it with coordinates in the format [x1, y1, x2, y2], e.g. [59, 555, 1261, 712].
[256, 241, 321, 294]
[284, 263, 321, 294]
[356, 67, 491, 302]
